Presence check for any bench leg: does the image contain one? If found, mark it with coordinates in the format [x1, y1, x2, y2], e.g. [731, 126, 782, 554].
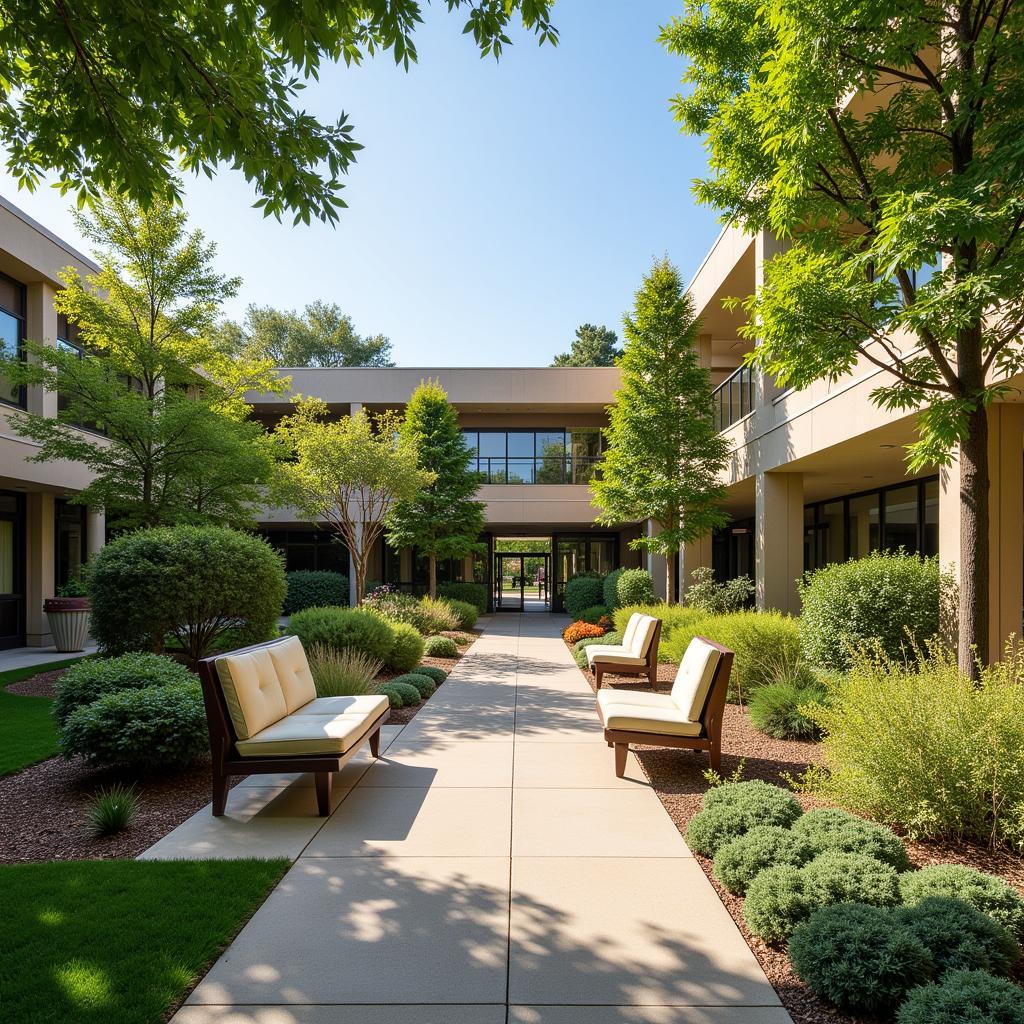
[369, 727, 381, 758]
[212, 767, 230, 817]
[614, 742, 629, 778]
[709, 740, 721, 774]
[648, 662, 658, 690]
[314, 771, 332, 816]
[594, 665, 603, 690]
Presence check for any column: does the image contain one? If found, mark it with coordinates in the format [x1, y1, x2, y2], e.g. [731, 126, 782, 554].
[645, 519, 669, 602]
[25, 492, 56, 647]
[756, 470, 804, 614]
[939, 403, 1024, 663]
[87, 508, 106, 559]
[754, 230, 788, 408]
[679, 533, 713, 600]
[24, 281, 58, 418]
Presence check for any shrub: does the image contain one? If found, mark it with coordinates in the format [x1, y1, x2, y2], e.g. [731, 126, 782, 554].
[579, 604, 610, 625]
[53, 653, 194, 728]
[713, 825, 815, 895]
[573, 631, 622, 654]
[893, 897, 1020, 976]
[88, 783, 140, 837]
[391, 672, 436, 699]
[791, 808, 911, 870]
[61, 681, 207, 771]
[386, 622, 426, 672]
[362, 591, 426, 630]
[444, 599, 478, 630]
[283, 570, 348, 614]
[900, 865, 1024, 940]
[287, 607, 395, 663]
[686, 566, 755, 614]
[307, 645, 381, 697]
[702, 780, 803, 828]
[603, 568, 624, 611]
[616, 568, 655, 607]
[800, 850, 902, 908]
[748, 681, 828, 740]
[418, 596, 462, 632]
[376, 681, 420, 708]
[612, 603, 703, 650]
[88, 525, 285, 663]
[743, 865, 813, 942]
[806, 644, 1024, 849]
[789, 903, 933, 1015]
[563, 621, 605, 645]
[896, 969, 1024, 1024]
[414, 665, 447, 685]
[424, 635, 459, 658]
[564, 574, 605, 619]
[798, 550, 944, 671]
[687, 804, 751, 857]
[438, 581, 487, 614]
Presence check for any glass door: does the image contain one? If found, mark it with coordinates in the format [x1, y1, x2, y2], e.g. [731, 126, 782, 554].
[495, 554, 524, 611]
[0, 493, 25, 649]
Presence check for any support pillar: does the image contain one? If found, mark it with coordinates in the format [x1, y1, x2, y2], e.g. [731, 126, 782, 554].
[754, 231, 788, 408]
[645, 519, 669, 602]
[25, 492, 55, 646]
[939, 403, 1024, 663]
[24, 282, 58, 418]
[87, 508, 105, 559]
[756, 471, 804, 614]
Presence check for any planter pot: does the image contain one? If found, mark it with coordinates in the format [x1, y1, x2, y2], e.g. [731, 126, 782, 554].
[44, 598, 92, 653]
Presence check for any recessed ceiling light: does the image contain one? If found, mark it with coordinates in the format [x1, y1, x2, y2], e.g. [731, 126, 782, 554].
[863, 475, 874, 479]
[879, 443, 897, 449]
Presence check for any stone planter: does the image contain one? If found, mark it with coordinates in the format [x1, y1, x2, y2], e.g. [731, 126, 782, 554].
[43, 597, 92, 653]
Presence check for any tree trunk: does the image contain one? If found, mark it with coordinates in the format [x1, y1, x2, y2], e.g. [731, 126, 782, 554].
[429, 552, 437, 600]
[666, 553, 676, 605]
[957, 403, 990, 677]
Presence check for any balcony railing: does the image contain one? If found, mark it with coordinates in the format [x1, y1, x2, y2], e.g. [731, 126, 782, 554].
[471, 455, 602, 485]
[713, 364, 755, 432]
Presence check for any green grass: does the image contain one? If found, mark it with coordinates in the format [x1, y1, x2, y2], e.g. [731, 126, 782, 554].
[1, 859, 289, 1024]
[0, 658, 89, 778]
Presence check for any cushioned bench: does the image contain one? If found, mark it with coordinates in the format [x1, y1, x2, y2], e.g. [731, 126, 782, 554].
[587, 612, 661, 689]
[595, 636, 733, 776]
[197, 635, 389, 816]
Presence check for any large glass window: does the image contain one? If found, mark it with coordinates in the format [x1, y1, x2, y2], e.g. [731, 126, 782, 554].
[848, 492, 881, 559]
[0, 274, 26, 408]
[264, 528, 348, 573]
[923, 480, 939, 557]
[460, 428, 602, 484]
[883, 485, 920, 553]
[55, 500, 86, 589]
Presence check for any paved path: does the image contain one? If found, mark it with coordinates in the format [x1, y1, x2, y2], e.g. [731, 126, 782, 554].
[163, 613, 790, 1024]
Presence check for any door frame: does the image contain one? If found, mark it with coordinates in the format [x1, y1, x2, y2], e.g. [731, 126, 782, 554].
[492, 550, 552, 612]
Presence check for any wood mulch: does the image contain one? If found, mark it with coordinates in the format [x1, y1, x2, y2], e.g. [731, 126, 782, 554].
[5, 667, 71, 697]
[576, 653, 1024, 1024]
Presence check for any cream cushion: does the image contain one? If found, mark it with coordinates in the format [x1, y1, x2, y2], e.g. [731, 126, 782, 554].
[599, 702, 702, 737]
[586, 644, 631, 666]
[670, 638, 722, 722]
[235, 713, 371, 757]
[632, 615, 658, 656]
[596, 689, 676, 713]
[292, 694, 389, 717]
[588, 650, 647, 668]
[268, 636, 317, 713]
[620, 614, 642, 651]
[216, 648, 288, 740]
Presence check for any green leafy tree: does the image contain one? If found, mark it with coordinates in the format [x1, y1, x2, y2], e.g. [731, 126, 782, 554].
[661, 0, 1024, 670]
[0, 1, 557, 222]
[387, 379, 485, 597]
[216, 302, 393, 367]
[2, 192, 282, 528]
[552, 323, 622, 366]
[275, 400, 434, 604]
[591, 258, 730, 602]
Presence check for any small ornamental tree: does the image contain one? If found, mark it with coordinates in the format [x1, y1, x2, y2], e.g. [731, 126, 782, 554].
[591, 258, 731, 602]
[274, 400, 433, 605]
[551, 324, 622, 367]
[387, 380, 485, 597]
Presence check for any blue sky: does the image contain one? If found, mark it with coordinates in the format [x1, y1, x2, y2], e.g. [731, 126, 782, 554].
[0, 0, 720, 367]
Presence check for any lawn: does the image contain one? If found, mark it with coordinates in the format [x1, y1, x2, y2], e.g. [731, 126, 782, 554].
[0, 658, 88, 777]
[1, 859, 289, 1024]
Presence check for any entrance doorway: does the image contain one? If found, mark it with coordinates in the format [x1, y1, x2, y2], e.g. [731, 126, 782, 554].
[492, 539, 551, 612]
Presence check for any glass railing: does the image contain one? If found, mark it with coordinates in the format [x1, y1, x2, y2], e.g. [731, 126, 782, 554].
[712, 364, 756, 431]
[471, 455, 602, 485]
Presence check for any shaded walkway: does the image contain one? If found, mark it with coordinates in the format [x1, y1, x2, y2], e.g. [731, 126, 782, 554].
[163, 614, 790, 1023]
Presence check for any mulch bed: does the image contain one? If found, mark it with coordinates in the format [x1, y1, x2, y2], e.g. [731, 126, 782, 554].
[575, 651, 1024, 1024]
[5, 668, 70, 697]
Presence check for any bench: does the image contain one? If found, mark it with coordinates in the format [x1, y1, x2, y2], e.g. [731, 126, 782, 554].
[197, 635, 390, 817]
[595, 636, 733, 776]
[586, 612, 662, 690]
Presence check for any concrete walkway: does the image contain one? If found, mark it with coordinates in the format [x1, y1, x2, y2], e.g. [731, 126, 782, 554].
[162, 613, 790, 1024]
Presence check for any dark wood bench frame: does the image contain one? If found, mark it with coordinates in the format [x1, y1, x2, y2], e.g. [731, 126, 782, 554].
[197, 639, 390, 817]
[596, 637, 733, 776]
[592, 619, 662, 690]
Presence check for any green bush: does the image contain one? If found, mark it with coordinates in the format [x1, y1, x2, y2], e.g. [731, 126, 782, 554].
[713, 825, 815, 895]
[807, 645, 1024, 850]
[789, 903, 933, 1015]
[88, 526, 285, 663]
[616, 568, 655, 607]
[580, 604, 610, 624]
[418, 596, 461, 632]
[742, 865, 813, 942]
[612, 603, 704, 651]
[391, 672, 436, 699]
[386, 622, 426, 672]
[564, 574, 605, 619]
[798, 550, 944, 671]
[414, 665, 447, 685]
[283, 570, 348, 614]
[444, 599, 478, 630]
[53, 653, 194, 728]
[61, 681, 207, 771]
[376, 680, 420, 708]
[686, 804, 751, 857]
[702, 780, 803, 828]
[900, 865, 1024, 941]
[801, 850, 902, 908]
[603, 568, 624, 611]
[748, 681, 828, 740]
[573, 631, 623, 654]
[894, 897, 1020, 976]
[424, 635, 459, 658]
[438, 582, 487, 614]
[287, 607, 395, 662]
[686, 566, 754, 614]
[307, 644, 380, 697]
[88, 782, 140, 837]
[792, 808, 911, 870]
[896, 969, 1024, 1024]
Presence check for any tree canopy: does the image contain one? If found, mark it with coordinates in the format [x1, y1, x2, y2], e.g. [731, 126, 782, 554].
[0, 0, 557, 223]
[591, 258, 730, 602]
[551, 323, 622, 366]
[661, 0, 1024, 667]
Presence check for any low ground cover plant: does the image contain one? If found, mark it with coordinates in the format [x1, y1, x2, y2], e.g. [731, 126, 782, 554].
[307, 645, 381, 697]
[424, 634, 459, 658]
[687, 781, 803, 856]
[563, 621, 605, 645]
[287, 607, 395, 663]
[573, 631, 623, 668]
[713, 825, 815, 895]
[390, 672, 436, 698]
[792, 808, 911, 870]
[414, 665, 447, 685]
[283, 570, 348, 614]
[376, 679, 422, 708]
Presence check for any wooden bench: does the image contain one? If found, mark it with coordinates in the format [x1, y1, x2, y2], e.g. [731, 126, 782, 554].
[587, 613, 662, 690]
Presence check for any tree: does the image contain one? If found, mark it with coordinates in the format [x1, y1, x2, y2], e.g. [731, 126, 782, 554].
[661, 0, 1024, 671]
[551, 324, 622, 366]
[387, 379, 485, 597]
[216, 302, 393, 367]
[275, 400, 434, 604]
[2, 192, 283, 528]
[591, 258, 730, 603]
[0, 1, 556, 223]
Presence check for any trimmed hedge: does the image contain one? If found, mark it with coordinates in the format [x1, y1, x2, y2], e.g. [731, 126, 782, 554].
[688, 783, 802, 857]
[287, 607, 395, 662]
[900, 865, 1024, 941]
[385, 622, 425, 673]
[713, 825, 815, 895]
[438, 582, 487, 614]
[376, 680, 421, 708]
[792, 808, 911, 871]
[603, 568, 624, 611]
[896, 969, 1024, 1024]
[283, 570, 348, 614]
[424, 635, 459, 658]
[390, 672, 436, 699]
[414, 665, 447, 685]
[564, 574, 605, 619]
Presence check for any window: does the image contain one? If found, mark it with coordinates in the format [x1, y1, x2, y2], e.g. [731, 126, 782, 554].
[264, 528, 348, 573]
[883, 485, 920, 553]
[0, 274, 26, 408]
[460, 429, 602, 484]
[848, 492, 881, 559]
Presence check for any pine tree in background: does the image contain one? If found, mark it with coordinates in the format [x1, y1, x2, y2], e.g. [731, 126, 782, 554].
[387, 380, 486, 598]
[551, 323, 622, 366]
[591, 257, 730, 602]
